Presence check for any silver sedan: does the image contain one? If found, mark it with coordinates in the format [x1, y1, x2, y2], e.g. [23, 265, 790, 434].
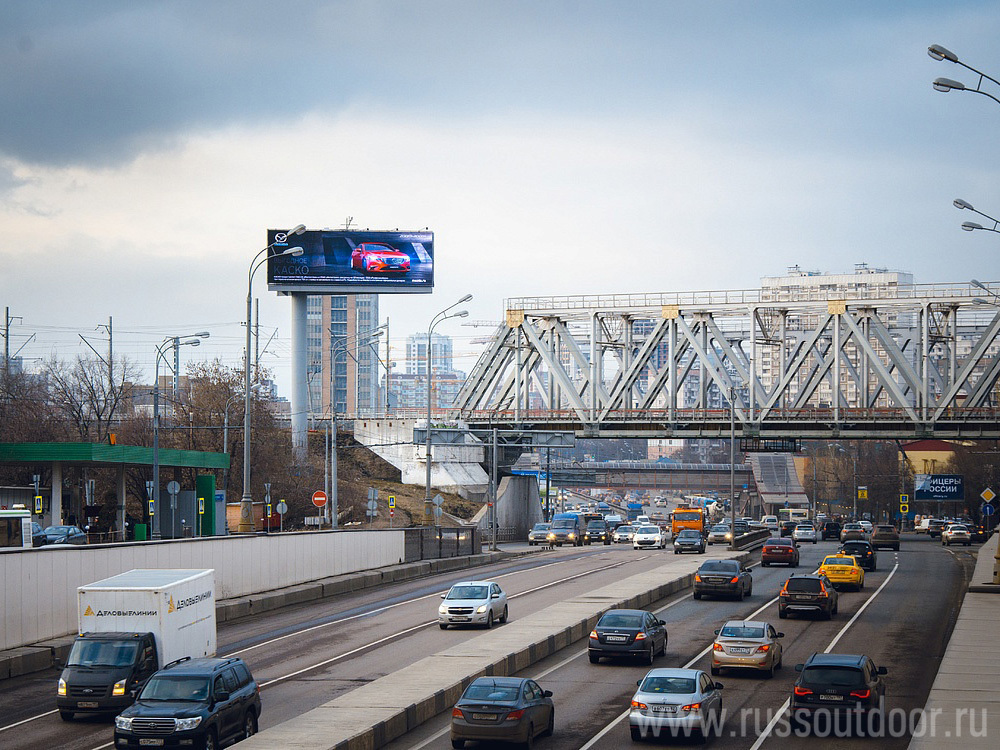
[629, 667, 724, 741]
[792, 524, 817, 544]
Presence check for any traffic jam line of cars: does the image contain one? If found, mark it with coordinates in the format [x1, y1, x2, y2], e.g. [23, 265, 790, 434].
[443, 531, 906, 747]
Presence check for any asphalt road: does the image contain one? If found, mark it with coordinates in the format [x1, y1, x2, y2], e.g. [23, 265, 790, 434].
[0, 534, 974, 750]
[383, 534, 975, 750]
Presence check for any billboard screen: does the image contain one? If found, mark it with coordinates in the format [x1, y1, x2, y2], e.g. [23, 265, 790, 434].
[914, 474, 964, 501]
[266, 229, 433, 294]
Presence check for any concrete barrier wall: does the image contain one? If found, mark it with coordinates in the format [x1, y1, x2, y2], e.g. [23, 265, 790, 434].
[0, 529, 405, 652]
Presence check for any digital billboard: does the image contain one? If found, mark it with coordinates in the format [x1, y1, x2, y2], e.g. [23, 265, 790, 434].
[266, 229, 433, 294]
[914, 474, 964, 501]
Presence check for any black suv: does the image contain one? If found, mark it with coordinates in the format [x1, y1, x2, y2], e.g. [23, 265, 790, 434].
[839, 540, 877, 571]
[820, 521, 842, 541]
[778, 574, 838, 620]
[114, 657, 261, 750]
[792, 653, 888, 732]
[584, 519, 612, 545]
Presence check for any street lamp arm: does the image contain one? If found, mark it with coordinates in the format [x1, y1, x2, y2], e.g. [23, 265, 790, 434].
[929, 43, 1000, 91]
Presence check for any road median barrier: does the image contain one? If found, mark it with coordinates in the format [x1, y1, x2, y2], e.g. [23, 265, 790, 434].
[241, 549, 750, 750]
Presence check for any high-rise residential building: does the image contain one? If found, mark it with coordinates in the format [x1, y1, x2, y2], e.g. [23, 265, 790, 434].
[405, 332, 454, 375]
[306, 294, 381, 418]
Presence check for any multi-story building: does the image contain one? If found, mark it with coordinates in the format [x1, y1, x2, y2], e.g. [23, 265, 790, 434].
[306, 294, 382, 418]
[389, 372, 465, 411]
[405, 332, 454, 375]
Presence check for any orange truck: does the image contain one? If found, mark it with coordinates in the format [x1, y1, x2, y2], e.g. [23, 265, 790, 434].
[671, 506, 706, 537]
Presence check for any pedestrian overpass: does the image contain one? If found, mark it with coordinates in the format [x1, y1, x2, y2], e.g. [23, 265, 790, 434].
[451, 281, 1000, 439]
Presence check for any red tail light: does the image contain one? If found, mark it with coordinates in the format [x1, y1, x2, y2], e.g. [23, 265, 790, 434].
[794, 686, 813, 696]
[631, 700, 647, 710]
[505, 709, 524, 720]
[850, 689, 871, 699]
[755, 644, 771, 653]
[819, 582, 828, 596]
[713, 642, 724, 651]
[452, 707, 464, 718]
[680, 702, 701, 712]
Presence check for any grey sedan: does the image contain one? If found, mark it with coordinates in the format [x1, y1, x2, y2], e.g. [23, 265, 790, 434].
[693, 559, 752, 600]
[451, 676, 554, 748]
[629, 668, 724, 741]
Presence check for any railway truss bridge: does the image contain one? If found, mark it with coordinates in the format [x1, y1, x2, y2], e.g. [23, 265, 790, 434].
[451, 282, 1000, 440]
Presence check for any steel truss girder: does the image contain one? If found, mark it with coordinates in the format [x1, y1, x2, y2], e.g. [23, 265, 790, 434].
[451, 294, 1000, 438]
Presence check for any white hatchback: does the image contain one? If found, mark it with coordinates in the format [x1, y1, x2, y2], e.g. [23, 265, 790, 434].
[633, 525, 664, 550]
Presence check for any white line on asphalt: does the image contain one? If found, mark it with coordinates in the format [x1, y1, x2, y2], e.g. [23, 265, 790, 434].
[748, 561, 900, 750]
[0, 710, 57, 734]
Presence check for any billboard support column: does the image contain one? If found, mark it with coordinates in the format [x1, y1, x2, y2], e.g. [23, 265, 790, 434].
[290, 292, 309, 460]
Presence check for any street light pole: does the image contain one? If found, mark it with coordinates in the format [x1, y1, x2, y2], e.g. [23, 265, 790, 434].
[152, 333, 207, 538]
[424, 295, 472, 525]
[729, 387, 737, 551]
[928, 44, 1000, 107]
[239, 227, 304, 533]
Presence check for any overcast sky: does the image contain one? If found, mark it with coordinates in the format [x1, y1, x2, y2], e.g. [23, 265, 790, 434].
[2, 1, 999, 394]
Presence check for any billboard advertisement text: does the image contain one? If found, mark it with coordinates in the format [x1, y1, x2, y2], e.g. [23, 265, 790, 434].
[267, 229, 433, 294]
[914, 474, 964, 501]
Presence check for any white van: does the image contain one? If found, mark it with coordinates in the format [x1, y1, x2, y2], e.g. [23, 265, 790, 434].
[635, 515, 651, 526]
[761, 515, 779, 532]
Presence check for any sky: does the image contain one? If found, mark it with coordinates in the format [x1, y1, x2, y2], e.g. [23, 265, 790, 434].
[2, 0, 1000, 396]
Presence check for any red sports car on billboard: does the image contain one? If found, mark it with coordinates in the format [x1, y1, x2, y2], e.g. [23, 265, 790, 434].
[350, 242, 411, 273]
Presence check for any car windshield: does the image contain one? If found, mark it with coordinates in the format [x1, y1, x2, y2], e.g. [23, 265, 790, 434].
[801, 666, 864, 688]
[463, 683, 519, 702]
[531, 523, 549, 531]
[616, 526, 632, 533]
[699, 561, 737, 573]
[140, 676, 210, 701]
[587, 521, 605, 529]
[598, 613, 643, 628]
[677, 530, 700, 538]
[551, 519, 576, 529]
[765, 538, 790, 546]
[795, 525, 813, 530]
[949, 525, 969, 532]
[67, 640, 138, 667]
[448, 585, 488, 600]
[841, 544, 869, 555]
[710, 525, 729, 532]
[719, 625, 765, 639]
[639, 676, 697, 694]
[823, 556, 853, 566]
[785, 578, 822, 593]
[674, 512, 701, 521]
[45, 526, 74, 534]
[637, 526, 658, 534]
[844, 524, 862, 530]
[875, 526, 895, 532]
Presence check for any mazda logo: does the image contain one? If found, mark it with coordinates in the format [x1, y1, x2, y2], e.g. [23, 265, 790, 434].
[274, 232, 288, 243]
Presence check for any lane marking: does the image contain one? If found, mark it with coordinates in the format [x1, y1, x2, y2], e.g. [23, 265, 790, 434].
[0, 710, 57, 733]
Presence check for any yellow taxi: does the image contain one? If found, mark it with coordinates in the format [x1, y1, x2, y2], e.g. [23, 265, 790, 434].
[816, 554, 865, 591]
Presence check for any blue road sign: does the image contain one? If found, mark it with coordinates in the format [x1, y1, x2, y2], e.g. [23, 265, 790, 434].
[982, 503, 996, 516]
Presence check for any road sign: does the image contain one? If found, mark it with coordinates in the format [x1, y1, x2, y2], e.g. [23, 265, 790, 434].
[34, 495, 42, 514]
[432, 493, 444, 507]
[366, 499, 378, 510]
[390, 508, 395, 517]
[148, 499, 154, 516]
[983, 503, 996, 517]
[981, 487, 996, 503]
[276, 501, 288, 515]
[900, 503, 909, 514]
[312, 490, 328, 508]
[198, 497, 205, 515]
[167, 480, 180, 496]
[388, 495, 395, 509]
[857, 486, 868, 500]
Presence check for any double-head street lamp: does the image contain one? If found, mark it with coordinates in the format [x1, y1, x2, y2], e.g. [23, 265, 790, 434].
[152, 332, 209, 538]
[954, 199, 1000, 235]
[929, 44, 1000, 107]
[424, 294, 472, 525]
[239, 226, 305, 533]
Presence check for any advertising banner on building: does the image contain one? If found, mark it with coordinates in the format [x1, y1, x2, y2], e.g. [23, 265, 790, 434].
[266, 229, 433, 294]
[914, 474, 964, 501]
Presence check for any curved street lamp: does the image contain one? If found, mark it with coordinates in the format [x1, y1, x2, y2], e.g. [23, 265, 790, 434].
[152, 332, 208, 538]
[928, 44, 1000, 106]
[424, 294, 472, 525]
[239, 227, 305, 533]
[954, 198, 1000, 234]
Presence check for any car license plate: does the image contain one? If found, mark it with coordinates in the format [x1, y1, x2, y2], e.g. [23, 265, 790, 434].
[730, 647, 752, 654]
[794, 595, 812, 601]
[139, 741, 164, 747]
[451, 616, 470, 622]
[605, 635, 628, 642]
[652, 705, 676, 714]
[472, 713, 498, 720]
[819, 694, 844, 701]
[76, 701, 99, 708]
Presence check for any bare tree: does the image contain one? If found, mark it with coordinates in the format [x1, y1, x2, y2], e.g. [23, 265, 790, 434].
[43, 354, 141, 442]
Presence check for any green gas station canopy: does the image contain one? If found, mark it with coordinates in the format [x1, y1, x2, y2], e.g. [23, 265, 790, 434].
[0, 443, 229, 469]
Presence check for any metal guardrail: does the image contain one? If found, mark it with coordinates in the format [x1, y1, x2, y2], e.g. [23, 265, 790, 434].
[734, 529, 770, 551]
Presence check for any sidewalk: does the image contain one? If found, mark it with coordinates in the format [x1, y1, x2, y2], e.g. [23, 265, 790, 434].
[908, 532, 999, 748]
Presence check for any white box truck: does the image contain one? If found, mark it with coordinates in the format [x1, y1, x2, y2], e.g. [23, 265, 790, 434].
[57, 569, 216, 720]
